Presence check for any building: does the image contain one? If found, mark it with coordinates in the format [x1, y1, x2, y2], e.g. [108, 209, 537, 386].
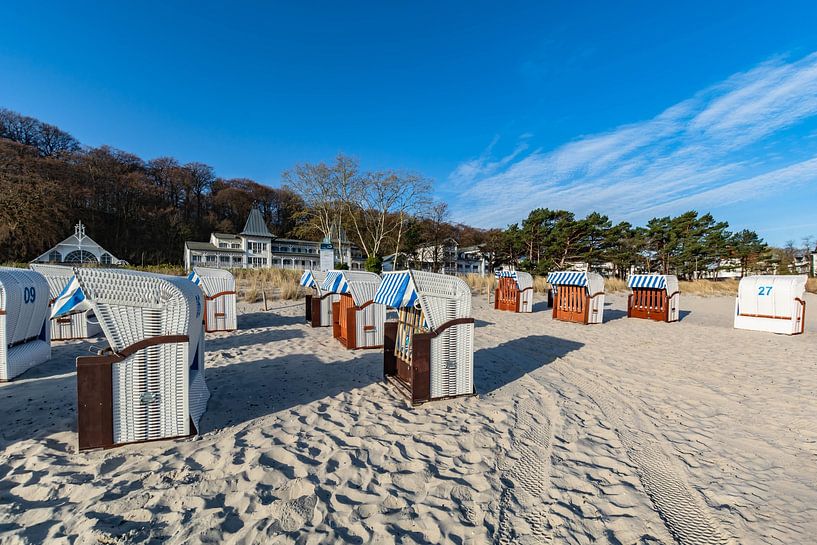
[383, 239, 487, 275]
[184, 207, 365, 271]
[32, 221, 127, 265]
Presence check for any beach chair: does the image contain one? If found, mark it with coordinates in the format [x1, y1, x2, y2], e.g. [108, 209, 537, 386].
[627, 274, 680, 322]
[321, 271, 384, 349]
[378, 270, 475, 405]
[54, 268, 209, 451]
[0, 268, 51, 381]
[548, 271, 605, 324]
[494, 271, 534, 313]
[188, 267, 237, 332]
[300, 270, 335, 327]
[30, 263, 102, 340]
[734, 275, 806, 335]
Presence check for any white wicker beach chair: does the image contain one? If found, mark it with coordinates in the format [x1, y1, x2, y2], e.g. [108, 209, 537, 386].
[494, 270, 534, 313]
[547, 271, 605, 324]
[300, 270, 335, 327]
[59, 268, 209, 450]
[321, 270, 384, 349]
[189, 267, 237, 332]
[0, 268, 51, 381]
[376, 270, 475, 404]
[734, 275, 806, 335]
[627, 274, 680, 322]
[30, 263, 102, 340]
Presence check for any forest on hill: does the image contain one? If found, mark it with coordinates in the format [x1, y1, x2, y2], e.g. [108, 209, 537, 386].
[1, 107, 797, 278]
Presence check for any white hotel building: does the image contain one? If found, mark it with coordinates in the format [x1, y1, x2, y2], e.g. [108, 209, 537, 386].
[183, 207, 365, 272]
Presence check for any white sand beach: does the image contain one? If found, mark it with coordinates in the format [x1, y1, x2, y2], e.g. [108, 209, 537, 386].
[1, 292, 816, 544]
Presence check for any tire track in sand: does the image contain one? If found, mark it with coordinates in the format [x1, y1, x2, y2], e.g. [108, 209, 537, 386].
[495, 375, 556, 544]
[554, 365, 734, 545]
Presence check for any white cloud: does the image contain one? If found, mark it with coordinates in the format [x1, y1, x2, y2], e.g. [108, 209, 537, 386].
[448, 52, 817, 227]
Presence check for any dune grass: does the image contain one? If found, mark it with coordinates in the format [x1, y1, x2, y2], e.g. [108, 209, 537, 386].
[232, 268, 303, 302]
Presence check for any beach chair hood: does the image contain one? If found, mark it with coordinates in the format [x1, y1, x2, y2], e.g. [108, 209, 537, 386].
[300, 270, 328, 295]
[0, 268, 50, 347]
[321, 270, 381, 306]
[627, 274, 679, 295]
[374, 270, 471, 331]
[548, 271, 605, 294]
[191, 266, 235, 298]
[495, 270, 533, 291]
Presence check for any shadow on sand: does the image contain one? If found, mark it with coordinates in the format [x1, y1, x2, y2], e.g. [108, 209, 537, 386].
[474, 334, 583, 395]
[603, 309, 628, 323]
[200, 351, 382, 431]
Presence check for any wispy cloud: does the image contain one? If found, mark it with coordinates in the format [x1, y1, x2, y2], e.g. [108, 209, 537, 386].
[449, 52, 817, 227]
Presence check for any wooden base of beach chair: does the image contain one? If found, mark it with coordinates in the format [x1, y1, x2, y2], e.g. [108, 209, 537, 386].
[552, 285, 603, 324]
[628, 288, 678, 322]
[76, 334, 193, 452]
[383, 320, 476, 406]
[494, 277, 533, 313]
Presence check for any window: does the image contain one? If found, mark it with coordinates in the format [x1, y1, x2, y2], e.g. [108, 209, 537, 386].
[192, 255, 201, 263]
[100, 253, 112, 265]
[219, 242, 228, 248]
[206, 255, 217, 263]
[249, 242, 267, 253]
[232, 243, 240, 249]
[48, 250, 61, 262]
[232, 256, 243, 264]
[220, 255, 230, 263]
[64, 250, 98, 264]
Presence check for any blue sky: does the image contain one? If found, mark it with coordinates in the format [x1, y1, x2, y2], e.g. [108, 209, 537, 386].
[3, 2, 817, 245]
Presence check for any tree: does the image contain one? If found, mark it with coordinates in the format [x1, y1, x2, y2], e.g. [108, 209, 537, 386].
[344, 170, 431, 261]
[728, 229, 768, 277]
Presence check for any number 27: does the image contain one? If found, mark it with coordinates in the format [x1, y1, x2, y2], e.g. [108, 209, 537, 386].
[758, 286, 773, 296]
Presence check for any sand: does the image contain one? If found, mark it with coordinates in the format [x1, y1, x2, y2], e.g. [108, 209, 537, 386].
[1, 292, 816, 544]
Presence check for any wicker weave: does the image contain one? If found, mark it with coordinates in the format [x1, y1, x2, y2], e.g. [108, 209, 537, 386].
[0, 268, 51, 381]
[192, 267, 237, 332]
[30, 263, 102, 340]
[75, 268, 209, 445]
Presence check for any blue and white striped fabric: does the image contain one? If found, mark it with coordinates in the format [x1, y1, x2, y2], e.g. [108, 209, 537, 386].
[187, 270, 201, 286]
[627, 274, 667, 290]
[374, 272, 418, 308]
[495, 271, 517, 279]
[547, 271, 588, 286]
[321, 271, 349, 294]
[51, 275, 92, 318]
[299, 270, 316, 288]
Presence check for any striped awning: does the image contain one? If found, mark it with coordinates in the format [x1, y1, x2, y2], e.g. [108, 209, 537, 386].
[321, 271, 349, 294]
[547, 271, 588, 287]
[628, 274, 667, 289]
[51, 275, 92, 318]
[187, 270, 201, 286]
[299, 270, 316, 288]
[374, 272, 418, 308]
[495, 271, 517, 279]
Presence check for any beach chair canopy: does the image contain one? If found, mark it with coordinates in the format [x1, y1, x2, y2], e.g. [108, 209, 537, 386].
[495, 270, 533, 290]
[321, 270, 381, 306]
[374, 270, 471, 331]
[300, 270, 328, 293]
[627, 274, 679, 294]
[737, 275, 806, 317]
[29, 263, 75, 301]
[60, 269, 204, 352]
[0, 268, 50, 346]
[547, 271, 605, 294]
[190, 266, 235, 298]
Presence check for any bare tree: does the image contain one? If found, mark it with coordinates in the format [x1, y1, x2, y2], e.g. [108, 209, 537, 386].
[343, 170, 431, 261]
[282, 160, 335, 240]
